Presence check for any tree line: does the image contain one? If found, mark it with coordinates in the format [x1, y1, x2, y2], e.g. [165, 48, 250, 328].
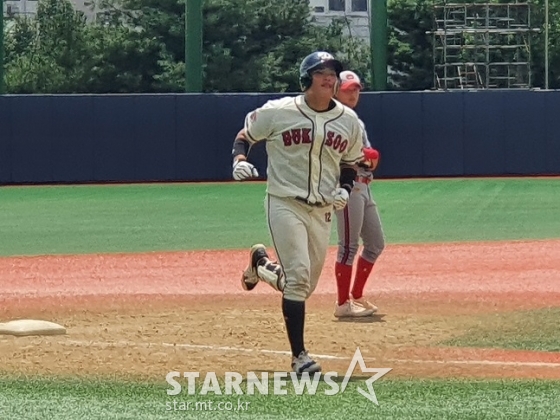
[2, 0, 558, 94]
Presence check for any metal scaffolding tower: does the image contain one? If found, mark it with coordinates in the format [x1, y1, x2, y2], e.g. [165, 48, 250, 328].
[428, 1, 541, 90]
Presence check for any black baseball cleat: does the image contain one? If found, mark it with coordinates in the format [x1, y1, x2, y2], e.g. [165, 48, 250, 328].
[292, 350, 321, 374]
[241, 244, 269, 291]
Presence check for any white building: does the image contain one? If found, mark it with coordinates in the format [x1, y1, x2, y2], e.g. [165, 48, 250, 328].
[3, 0, 97, 22]
[309, 0, 371, 43]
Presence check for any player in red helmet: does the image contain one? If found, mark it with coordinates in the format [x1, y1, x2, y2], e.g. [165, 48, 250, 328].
[333, 70, 385, 318]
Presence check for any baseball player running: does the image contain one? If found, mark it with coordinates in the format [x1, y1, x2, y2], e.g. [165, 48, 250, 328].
[333, 71, 385, 318]
[231, 52, 364, 374]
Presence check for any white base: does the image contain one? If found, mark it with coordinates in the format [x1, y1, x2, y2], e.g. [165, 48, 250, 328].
[0, 319, 67, 336]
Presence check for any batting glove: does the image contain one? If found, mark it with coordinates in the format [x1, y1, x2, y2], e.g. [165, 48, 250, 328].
[333, 188, 350, 210]
[361, 147, 380, 171]
[233, 160, 259, 181]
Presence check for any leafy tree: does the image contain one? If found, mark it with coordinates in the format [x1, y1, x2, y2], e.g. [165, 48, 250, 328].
[93, 0, 183, 92]
[3, 16, 35, 62]
[5, 0, 371, 93]
[387, 0, 435, 90]
[257, 16, 371, 92]
[4, 0, 558, 93]
[5, 0, 90, 93]
[97, 0, 371, 92]
[5, 0, 174, 93]
[83, 24, 169, 93]
[527, 0, 560, 89]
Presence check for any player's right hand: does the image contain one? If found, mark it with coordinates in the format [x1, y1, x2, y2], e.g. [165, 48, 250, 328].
[333, 188, 350, 210]
[233, 160, 259, 181]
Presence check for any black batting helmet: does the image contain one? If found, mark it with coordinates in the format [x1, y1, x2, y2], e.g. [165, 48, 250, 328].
[299, 51, 343, 91]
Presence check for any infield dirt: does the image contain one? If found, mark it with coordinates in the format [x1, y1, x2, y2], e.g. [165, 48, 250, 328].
[1, 240, 559, 381]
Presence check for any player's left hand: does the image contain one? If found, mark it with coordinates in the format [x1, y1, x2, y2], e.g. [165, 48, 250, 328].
[361, 147, 380, 171]
[333, 188, 350, 210]
[363, 147, 379, 161]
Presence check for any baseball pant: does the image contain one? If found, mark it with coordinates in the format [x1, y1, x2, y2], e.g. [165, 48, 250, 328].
[266, 194, 333, 302]
[336, 182, 385, 265]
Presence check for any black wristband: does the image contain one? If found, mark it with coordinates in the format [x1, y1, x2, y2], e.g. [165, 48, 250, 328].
[232, 138, 250, 160]
[339, 166, 356, 192]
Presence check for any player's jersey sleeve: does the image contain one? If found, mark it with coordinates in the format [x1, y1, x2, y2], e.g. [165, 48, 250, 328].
[359, 119, 372, 148]
[341, 118, 365, 165]
[243, 100, 278, 144]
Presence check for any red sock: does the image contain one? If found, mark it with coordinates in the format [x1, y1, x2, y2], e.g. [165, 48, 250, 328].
[335, 262, 353, 306]
[351, 256, 374, 300]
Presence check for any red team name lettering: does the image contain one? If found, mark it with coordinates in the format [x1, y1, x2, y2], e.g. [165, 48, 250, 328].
[325, 131, 348, 153]
[282, 128, 312, 146]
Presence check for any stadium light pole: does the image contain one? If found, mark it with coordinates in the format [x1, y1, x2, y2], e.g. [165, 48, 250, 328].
[0, 0, 5, 94]
[370, 0, 387, 91]
[185, 0, 203, 93]
[545, 0, 549, 90]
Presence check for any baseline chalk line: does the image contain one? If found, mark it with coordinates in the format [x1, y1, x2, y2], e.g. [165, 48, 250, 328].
[63, 339, 345, 360]
[60, 339, 560, 368]
[389, 358, 560, 368]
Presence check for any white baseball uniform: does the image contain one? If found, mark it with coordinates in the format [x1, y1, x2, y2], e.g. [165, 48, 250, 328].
[243, 94, 364, 301]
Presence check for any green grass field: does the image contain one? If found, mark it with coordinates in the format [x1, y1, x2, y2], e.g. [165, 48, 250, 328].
[1, 178, 559, 419]
[2, 377, 559, 420]
[443, 308, 560, 352]
[1, 178, 559, 256]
